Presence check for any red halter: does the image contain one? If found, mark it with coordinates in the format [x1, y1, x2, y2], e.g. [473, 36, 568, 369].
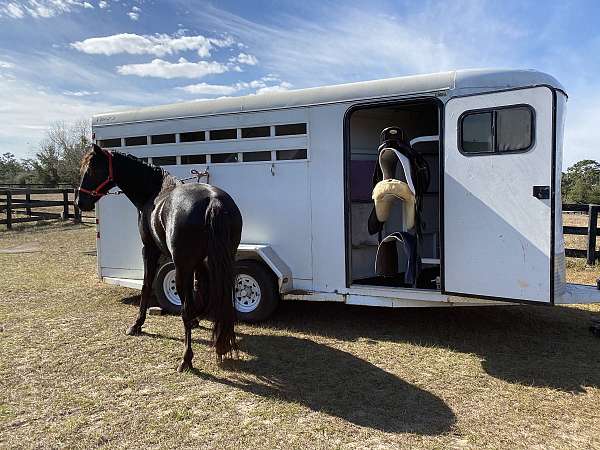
[78, 148, 114, 198]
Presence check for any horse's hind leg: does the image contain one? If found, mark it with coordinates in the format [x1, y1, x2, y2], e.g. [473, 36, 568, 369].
[175, 266, 195, 372]
[126, 244, 160, 336]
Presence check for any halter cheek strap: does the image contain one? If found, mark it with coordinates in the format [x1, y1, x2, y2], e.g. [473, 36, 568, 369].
[78, 149, 114, 198]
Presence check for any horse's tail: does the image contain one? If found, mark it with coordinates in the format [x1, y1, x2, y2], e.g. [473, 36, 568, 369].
[205, 197, 237, 359]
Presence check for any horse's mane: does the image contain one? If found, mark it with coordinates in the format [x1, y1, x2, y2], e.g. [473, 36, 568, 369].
[80, 149, 168, 179]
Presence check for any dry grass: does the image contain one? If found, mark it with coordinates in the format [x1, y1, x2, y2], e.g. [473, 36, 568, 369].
[1, 223, 600, 449]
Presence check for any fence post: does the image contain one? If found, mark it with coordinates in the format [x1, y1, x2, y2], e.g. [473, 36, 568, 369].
[73, 189, 81, 223]
[62, 190, 69, 220]
[6, 191, 12, 230]
[25, 192, 31, 216]
[587, 204, 599, 265]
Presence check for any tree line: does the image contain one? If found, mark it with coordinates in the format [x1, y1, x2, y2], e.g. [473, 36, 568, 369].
[0, 120, 599, 204]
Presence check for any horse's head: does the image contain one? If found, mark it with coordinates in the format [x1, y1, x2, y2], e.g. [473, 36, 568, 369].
[75, 143, 116, 211]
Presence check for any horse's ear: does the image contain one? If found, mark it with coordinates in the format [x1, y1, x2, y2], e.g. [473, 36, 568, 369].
[92, 143, 102, 153]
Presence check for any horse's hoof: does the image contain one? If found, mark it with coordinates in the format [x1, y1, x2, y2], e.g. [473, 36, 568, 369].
[126, 325, 141, 336]
[177, 360, 193, 373]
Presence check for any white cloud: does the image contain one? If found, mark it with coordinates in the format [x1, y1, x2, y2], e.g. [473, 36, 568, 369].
[255, 82, 292, 95]
[117, 58, 228, 79]
[178, 82, 238, 95]
[178, 78, 292, 96]
[230, 52, 258, 66]
[0, 60, 15, 69]
[98, 1, 107, 9]
[0, 0, 92, 19]
[63, 90, 99, 96]
[127, 11, 139, 21]
[71, 32, 234, 58]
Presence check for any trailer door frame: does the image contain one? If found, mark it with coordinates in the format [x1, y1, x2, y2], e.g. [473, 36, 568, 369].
[441, 86, 557, 304]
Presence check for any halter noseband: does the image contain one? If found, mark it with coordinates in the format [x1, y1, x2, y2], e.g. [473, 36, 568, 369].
[78, 148, 114, 198]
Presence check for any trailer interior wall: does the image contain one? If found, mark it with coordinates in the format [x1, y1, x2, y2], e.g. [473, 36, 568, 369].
[347, 100, 440, 289]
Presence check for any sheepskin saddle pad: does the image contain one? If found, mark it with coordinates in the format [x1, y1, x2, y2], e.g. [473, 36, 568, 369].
[372, 178, 416, 229]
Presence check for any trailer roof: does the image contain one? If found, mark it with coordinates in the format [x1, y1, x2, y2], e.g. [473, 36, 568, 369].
[93, 69, 565, 126]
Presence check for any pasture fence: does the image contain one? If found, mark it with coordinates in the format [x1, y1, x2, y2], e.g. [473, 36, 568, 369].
[563, 203, 599, 265]
[0, 187, 85, 229]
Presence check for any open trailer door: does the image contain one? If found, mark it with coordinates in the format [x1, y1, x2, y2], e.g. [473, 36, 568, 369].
[443, 86, 555, 303]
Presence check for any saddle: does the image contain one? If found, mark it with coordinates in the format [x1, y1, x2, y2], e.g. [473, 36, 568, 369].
[368, 127, 430, 286]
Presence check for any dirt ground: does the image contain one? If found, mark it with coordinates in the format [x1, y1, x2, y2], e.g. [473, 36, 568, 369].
[1, 223, 600, 449]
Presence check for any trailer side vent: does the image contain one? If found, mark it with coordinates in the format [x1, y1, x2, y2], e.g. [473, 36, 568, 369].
[242, 151, 271, 162]
[276, 149, 307, 160]
[212, 153, 239, 163]
[97, 138, 121, 148]
[180, 131, 205, 142]
[181, 154, 206, 165]
[275, 123, 307, 136]
[124, 136, 148, 146]
[210, 129, 237, 140]
[242, 126, 270, 138]
[152, 156, 176, 166]
[151, 134, 176, 145]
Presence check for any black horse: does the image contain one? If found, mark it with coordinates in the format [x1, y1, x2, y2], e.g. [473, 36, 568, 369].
[76, 144, 243, 372]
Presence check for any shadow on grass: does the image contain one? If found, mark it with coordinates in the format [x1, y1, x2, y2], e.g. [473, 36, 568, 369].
[265, 302, 600, 393]
[193, 333, 456, 435]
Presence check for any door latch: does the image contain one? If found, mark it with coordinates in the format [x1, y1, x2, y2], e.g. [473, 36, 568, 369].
[532, 185, 550, 200]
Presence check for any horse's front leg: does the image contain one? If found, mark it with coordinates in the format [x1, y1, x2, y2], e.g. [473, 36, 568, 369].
[175, 269, 195, 372]
[126, 245, 160, 336]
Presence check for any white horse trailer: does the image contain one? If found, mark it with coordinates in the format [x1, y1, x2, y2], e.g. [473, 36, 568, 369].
[92, 69, 600, 319]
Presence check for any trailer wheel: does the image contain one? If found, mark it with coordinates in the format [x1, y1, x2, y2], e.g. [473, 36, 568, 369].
[234, 260, 279, 322]
[153, 262, 182, 314]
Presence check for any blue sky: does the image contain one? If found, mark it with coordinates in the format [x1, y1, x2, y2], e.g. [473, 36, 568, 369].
[0, 0, 599, 167]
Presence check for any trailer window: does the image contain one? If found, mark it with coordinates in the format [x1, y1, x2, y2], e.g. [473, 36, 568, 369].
[125, 136, 148, 146]
[211, 153, 239, 163]
[151, 133, 176, 145]
[242, 151, 271, 162]
[276, 149, 307, 160]
[97, 138, 121, 148]
[180, 131, 205, 142]
[181, 154, 206, 165]
[275, 123, 307, 136]
[209, 129, 237, 140]
[152, 156, 176, 166]
[460, 105, 534, 155]
[242, 126, 270, 138]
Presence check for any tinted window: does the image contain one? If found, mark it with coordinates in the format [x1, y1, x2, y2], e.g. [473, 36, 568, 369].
[242, 126, 270, 138]
[211, 153, 239, 163]
[242, 151, 271, 162]
[152, 156, 176, 166]
[97, 138, 121, 148]
[181, 154, 206, 165]
[275, 123, 307, 136]
[496, 107, 533, 152]
[461, 112, 493, 153]
[125, 136, 148, 146]
[210, 129, 237, 140]
[180, 131, 205, 142]
[460, 106, 534, 155]
[151, 134, 176, 145]
[276, 149, 307, 160]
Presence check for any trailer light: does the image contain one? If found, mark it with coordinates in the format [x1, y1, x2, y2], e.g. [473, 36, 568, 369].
[97, 232, 100, 239]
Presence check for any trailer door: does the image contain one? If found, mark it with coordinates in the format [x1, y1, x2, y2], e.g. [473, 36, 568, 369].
[443, 87, 554, 303]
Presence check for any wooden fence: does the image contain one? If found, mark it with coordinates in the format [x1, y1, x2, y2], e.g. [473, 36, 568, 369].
[0, 187, 82, 229]
[563, 203, 599, 265]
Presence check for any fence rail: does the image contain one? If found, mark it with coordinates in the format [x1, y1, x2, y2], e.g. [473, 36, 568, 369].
[563, 203, 599, 265]
[0, 187, 82, 229]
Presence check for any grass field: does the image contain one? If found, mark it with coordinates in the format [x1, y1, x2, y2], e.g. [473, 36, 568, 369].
[1, 223, 600, 449]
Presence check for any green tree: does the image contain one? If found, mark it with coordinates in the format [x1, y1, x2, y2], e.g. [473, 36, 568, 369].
[562, 160, 600, 204]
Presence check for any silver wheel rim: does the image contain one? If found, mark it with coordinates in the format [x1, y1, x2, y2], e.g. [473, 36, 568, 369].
[162, 269, 181, 306]
[235, 274, 261, 313]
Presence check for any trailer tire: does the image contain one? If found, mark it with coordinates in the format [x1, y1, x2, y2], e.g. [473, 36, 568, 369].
[153, 262, 182, 314]
[234, 260, 279, 322]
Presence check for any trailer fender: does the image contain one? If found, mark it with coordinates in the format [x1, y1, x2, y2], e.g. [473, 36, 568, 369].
[236, 244, 293, 293]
